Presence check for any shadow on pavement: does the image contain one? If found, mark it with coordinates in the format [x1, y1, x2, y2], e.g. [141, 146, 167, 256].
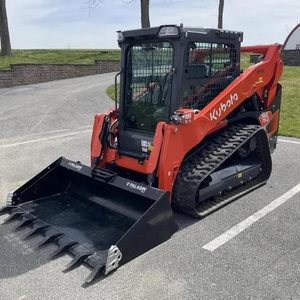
[0, 218, 57, 279]
[0, 208, 199, 283]
[173, 211, 199, 231]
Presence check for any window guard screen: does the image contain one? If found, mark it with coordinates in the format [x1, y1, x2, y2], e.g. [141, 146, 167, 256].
[182, 42, 237, 110]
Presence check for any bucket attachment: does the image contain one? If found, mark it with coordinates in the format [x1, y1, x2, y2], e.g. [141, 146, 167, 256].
[0, 157, 178, 284]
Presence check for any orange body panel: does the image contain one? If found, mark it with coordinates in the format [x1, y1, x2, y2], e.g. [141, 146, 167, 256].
[90, 113, 105, 166]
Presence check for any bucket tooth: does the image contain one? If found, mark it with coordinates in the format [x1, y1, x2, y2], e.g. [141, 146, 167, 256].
[50, 241, 78, 258]
[37, 233, 64, 248]
[14, 217, 36, 231]
[24, 223, 51, 239]
[84, 264, 105, 284]
[64, 252, 92, 272]
[3, 211, 26, 223]
[0, 206, 16, 216]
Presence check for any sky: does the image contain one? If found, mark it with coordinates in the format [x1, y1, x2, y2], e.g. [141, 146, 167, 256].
[6, 0, 300, 49]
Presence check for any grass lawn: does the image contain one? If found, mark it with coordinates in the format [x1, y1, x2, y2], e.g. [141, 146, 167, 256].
[106, 84, 118, 101]
[279, 66, 300, 137]
[0, 49, 121, 70]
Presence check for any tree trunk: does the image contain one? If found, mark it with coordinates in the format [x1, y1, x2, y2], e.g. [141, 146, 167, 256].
[218, 0, 224, 29]
[0, 0, 12, 56]
[140, 0, 150, 28]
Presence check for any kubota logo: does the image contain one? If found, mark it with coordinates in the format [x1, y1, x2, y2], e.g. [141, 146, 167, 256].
[209, 93, 239, 121]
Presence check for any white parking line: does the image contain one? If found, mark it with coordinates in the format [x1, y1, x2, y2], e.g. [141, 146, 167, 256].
[22, 128, 71, 137]
[77, 125, 92, 129]
[0, 130, 92, 148]
[278, 139, 300, 145]
[202, 182, 300, 252]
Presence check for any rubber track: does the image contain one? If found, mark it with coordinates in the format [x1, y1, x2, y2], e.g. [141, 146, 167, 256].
[172, 124, 268, 217]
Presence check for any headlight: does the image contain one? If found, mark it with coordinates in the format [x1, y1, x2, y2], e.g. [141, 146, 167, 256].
[158, 26, 179, 37]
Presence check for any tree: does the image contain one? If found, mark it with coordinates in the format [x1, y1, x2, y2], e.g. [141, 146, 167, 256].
[0, 0, 12, 56]
[83, 0, 150, 28]
[218, 0, 224, 29]
[140, 0, 150, 28]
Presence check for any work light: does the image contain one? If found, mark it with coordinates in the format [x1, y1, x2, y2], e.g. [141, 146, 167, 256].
[117, 31, 124, 42]
[158, 26, 179, 37]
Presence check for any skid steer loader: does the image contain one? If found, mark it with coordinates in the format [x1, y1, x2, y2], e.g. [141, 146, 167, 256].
[0, 25, 283, 283]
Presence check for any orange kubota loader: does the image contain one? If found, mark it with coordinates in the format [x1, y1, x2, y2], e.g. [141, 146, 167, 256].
[0, 25, 283, 283]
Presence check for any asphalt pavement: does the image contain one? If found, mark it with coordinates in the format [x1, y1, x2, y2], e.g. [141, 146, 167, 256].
[0, 74, 299, 300]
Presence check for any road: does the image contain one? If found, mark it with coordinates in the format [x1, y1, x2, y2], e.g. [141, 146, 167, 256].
[0, 74, 299, 300]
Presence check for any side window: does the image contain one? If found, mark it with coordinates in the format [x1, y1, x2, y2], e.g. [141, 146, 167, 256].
[185, 42, 237, 79]
[182, 42, 237, 110]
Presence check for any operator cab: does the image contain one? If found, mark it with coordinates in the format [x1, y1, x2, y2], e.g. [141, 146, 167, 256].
[116, 25, 242, 161]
